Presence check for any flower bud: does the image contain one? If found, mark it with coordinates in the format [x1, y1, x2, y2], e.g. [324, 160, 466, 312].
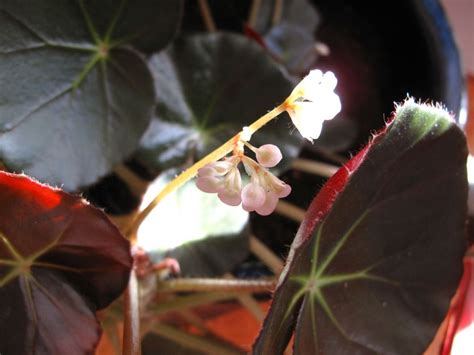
[256, 144, 283, 168]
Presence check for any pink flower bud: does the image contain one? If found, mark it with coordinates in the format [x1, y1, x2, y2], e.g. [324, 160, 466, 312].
[255, 192, 279, 216]
[196, 175, 222, 193]
[241, 183, 266, 211]
[256, 144, 283, 168]
[218, 189, 242, 206]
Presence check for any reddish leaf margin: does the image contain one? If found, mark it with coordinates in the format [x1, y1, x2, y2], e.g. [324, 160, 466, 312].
[0, 171, 132, 354]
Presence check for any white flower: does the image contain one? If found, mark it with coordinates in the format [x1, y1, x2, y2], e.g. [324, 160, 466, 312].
[287, 70, 341, 142]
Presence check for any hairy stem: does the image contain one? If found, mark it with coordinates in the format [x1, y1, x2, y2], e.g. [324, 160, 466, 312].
[123, 271, 141, 355]
[292, 158, 339, 178]
[157, 277, 276, 293]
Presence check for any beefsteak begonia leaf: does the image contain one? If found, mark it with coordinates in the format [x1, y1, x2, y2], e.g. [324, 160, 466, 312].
[0, 0, 182, 190]
[254, 100, 468, 354]
[135, 32, 303, 175]
[0, 171, 132, 354]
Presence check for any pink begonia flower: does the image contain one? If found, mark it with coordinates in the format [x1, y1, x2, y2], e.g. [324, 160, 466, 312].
[242, 156, 291, 216]
[287, 70, 342, 142]
[256, 144, 283, 168]
[196, 156, 242, 206]
[241, 182, 267, 212]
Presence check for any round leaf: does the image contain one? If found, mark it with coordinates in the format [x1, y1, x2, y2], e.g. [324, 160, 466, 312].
[0, 0, 182, 190]
[254, 101, 468, 354]
[0, 171, 132, 354]
[135, 32, 304, 174]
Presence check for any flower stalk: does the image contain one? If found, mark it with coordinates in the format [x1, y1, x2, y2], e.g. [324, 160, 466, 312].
[126, 69, 341, 240]
[126, 103, 287, 239]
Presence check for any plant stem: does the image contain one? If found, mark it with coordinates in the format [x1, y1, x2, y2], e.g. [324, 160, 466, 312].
[198, 0, 217, 32]
[125, 103, 287, 240]
[275, 200, 306, 222]
[272, 0, 283, 26]
[157, 277, 276, 293]
[123, 270, 141, 355]
[152, 292, 237, 315]
[292, 158, 339, 178]
[248, 0, 262, 28]
[249, 235, 283, 274]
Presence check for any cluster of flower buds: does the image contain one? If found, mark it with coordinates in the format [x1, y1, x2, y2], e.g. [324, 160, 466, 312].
[196, 69, 341, 216]
[196, 142, 290, 216]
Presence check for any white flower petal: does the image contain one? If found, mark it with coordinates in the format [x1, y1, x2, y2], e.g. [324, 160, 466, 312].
[240, 126, 252, 141]
[311, 91, 342, 121]
[288, 101, 325, 141]
[291, 69, 323, 98]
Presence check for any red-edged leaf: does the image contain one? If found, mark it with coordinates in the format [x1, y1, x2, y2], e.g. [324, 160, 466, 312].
[243, 24, 268, 49]
[254, 101, 468, 354]
[0, 171, 132, 354]
[442, 247, 474, 354]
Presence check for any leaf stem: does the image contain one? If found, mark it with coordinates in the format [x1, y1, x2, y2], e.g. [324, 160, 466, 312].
[272, 0, 284, 26]
[198, 0, 217, 32]
[248, 0, 262, 28]
[123, 270, 141, 355]
[125, 103, 287, 240]
[291, 158, 339, 178]
[156, 277, 276, 293]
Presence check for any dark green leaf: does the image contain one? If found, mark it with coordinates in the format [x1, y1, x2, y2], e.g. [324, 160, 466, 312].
[0, 0, 182, 190]
[253, 0, 319, 35]
[0, 171, 132, 354]
[135, 32, 303, 175]
[254, 101, 468, 354]
[137, 169, 249, 277]
[264, 23, 320, 73]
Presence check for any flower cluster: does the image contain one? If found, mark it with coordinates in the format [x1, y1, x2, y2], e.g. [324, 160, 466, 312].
[195, 69, 341, 216]
[196, 144, 290, 216]
[286, 69, 341, 142]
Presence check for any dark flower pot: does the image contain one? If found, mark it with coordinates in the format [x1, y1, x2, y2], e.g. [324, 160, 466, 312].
[252, 0, 465, 257]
